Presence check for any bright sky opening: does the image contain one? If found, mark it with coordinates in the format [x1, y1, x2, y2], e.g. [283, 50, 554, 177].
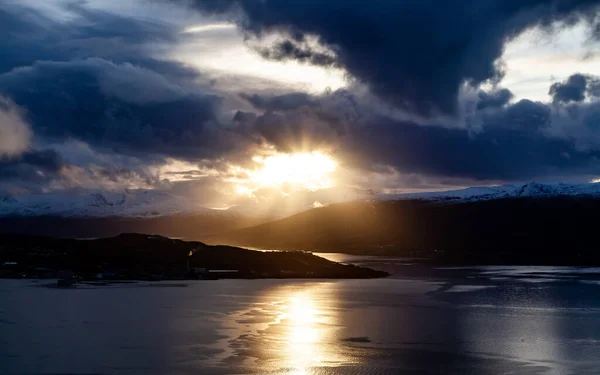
[248, 152, 337, 191]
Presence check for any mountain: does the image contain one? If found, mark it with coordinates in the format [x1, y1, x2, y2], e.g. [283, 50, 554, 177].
[201, 196, 600, 265]
[0, 190, 214, 218]
[0, 190, 270, 239]
[381, 181, 600, 202]
[0, 186, 375, 218]
[0, 187, 375, 239]
[3, 181, 600, 245]
[4, 182, 592, 219]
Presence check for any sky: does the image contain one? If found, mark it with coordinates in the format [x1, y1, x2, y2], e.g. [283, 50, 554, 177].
[2, 0, 600, 211]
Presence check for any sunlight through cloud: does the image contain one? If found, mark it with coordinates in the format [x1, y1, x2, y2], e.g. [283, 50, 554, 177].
[248, 152, 337, 191]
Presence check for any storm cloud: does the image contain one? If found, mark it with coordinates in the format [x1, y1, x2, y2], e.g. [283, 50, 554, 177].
[2, 0, 600, 199]
[0, 2, 190, 75]
[549, 73, 600, 103]
[341, 114, 600, 182]
[0, 149, 65, 186]
[0, 58, 238, 160]
[477, 89, 514, 110]
[255, 39, 339, 67]
[239, 92, 318, 111]
[180, 0, 600, 116]
[234, 85, 600, 182]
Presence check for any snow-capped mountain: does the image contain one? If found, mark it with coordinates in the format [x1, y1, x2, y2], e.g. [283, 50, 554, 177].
[0, 186, 374, 219]
[0, 190, 215, 218]
[379, 181, 600, 202]
[2, 182, 599, 218]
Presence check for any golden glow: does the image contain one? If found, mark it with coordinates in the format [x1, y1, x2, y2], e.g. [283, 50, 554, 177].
[206, 284, 356, 372]
[248, 152, 337, 191]
[286, 296, 320, 342]
[278, 291, 333, 373]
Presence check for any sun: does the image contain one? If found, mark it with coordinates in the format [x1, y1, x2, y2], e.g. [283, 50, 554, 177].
[249, 151, 337, 191]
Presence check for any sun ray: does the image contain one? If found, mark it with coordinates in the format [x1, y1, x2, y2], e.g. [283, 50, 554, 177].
[248, 151, 337, 191]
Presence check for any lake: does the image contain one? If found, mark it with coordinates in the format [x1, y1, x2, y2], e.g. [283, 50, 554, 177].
[3, 256, 600, 374]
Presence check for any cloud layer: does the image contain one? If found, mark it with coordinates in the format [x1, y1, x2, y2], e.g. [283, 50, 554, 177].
[182, 0, 600, 116]
[1, 0, 600, 205]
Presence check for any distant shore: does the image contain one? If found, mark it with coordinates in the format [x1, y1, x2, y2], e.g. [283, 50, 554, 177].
[0, 232, 389, 281]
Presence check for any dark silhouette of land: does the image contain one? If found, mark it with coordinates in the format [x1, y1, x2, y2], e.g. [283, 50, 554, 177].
[0, 233, 388, 280]
[3, 197, 600, 267]
[202, 197, 600, 265]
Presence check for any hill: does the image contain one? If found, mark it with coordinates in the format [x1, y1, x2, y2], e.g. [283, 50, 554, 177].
[0, 233, 387, 279]
[202, 197, 600, 265]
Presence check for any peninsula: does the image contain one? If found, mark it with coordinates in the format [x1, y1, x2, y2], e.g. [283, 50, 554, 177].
[0, 233, 388, 280]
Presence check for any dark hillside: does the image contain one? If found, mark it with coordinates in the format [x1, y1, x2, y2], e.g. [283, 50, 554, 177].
[203, 197, 600, 265]
[0, 233, 387, 279]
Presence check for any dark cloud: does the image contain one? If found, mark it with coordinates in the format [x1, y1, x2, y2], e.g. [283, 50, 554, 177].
[20, 150, 65, 172]
[549, 73, 600, 103]
[336, 82, 600, 181]
[0, 2, 196, 81]
[0, 149, 65, 182]
[549, 73, 588, 103]
[487, 99, 552, 130]
[341, 114, 600, 181]
[4, 0, 600, 197]
[255, 39, 338, 67]
[179, 0, 600, 116]
[65, 3, 176, 45]
[234, 109, 341, 153]
[477, 89, 514, 110]
[234, 88, 359, 152]
[90, 165, 160, 187]
[0, 1, 231, 192]
[0, 58, 240, 160]
[230, 81, 600, 182]
[589, 80, 600, 98]
[239, 92, 318, 111]
[0, 144, 172, 194]
[233, 110, 257, 124]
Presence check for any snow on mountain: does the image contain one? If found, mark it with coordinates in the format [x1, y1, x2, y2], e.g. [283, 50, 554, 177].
[3, 182, 600, 218]
[0, 186, 374, 219]
[0, 190, 218, 218]
[378, 181, 600, 202]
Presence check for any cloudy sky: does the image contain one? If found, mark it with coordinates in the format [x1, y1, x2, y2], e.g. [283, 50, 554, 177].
[2, 0, 600, 210]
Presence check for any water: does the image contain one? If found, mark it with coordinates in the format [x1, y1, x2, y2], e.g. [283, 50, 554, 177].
[3, 258, 600, 374]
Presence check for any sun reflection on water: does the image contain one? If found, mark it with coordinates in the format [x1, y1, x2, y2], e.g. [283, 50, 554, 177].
[282, 294, 325, 372]
[207, 284, 355, 374]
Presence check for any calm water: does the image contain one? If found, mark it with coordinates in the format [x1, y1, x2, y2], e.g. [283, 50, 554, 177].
[3, 258, 600, 374]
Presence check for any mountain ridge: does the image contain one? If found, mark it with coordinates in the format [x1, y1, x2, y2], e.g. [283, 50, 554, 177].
[0, 190, 219, 218]
[381, 181, 600, 202]
[200, 196, 600, 262]
[2, 181, 600, 220]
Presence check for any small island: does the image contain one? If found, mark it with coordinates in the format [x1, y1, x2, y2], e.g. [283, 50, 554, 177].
[0, 233, 388, 281]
